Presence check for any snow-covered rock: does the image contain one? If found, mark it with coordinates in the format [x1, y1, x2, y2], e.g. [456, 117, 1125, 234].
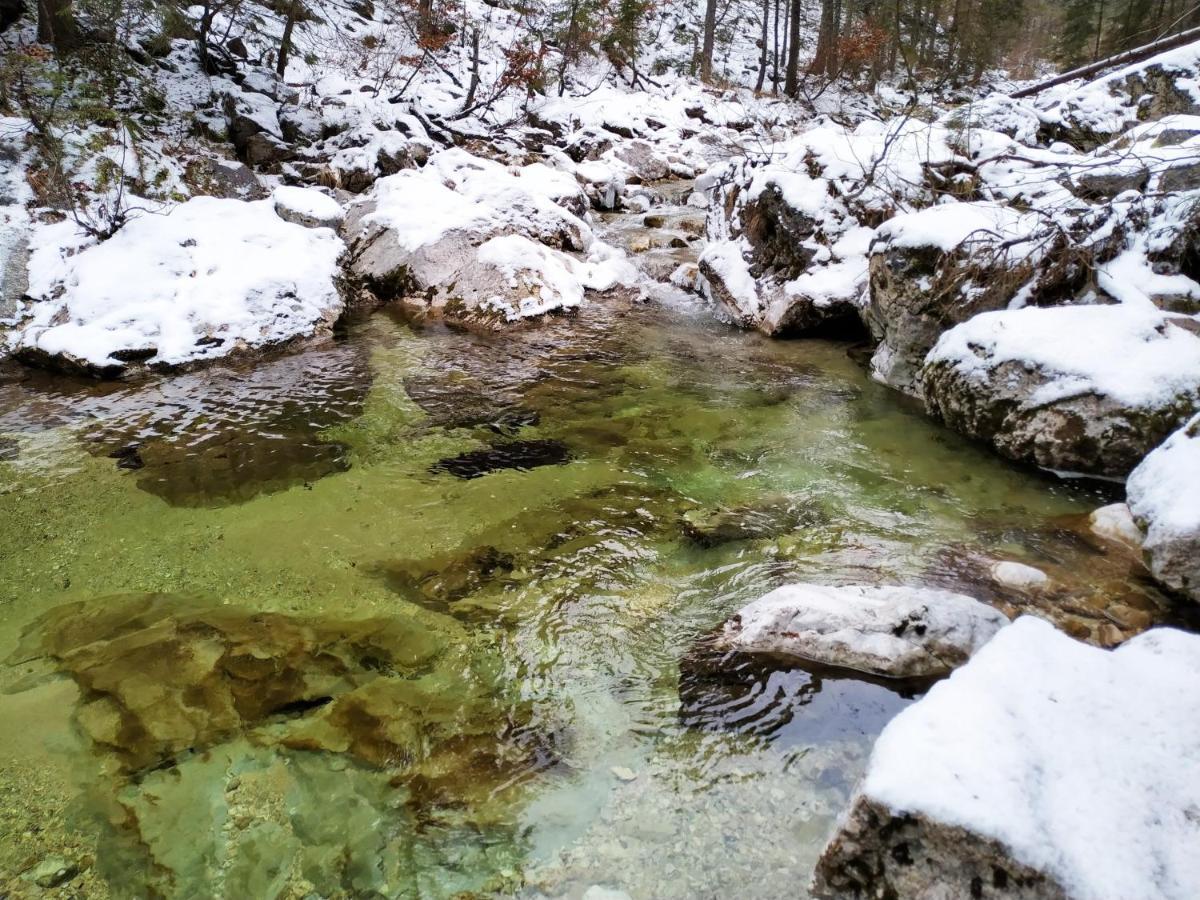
[1089, 503, 1144, 552]
[813, 616, 1200, 900]
[922, 304, 1200, 477]
[866, 201, 1046, 396]
[1127, 413, 1200, 603]
[342, 149, 634, 326]
[1035, 38, 1200, 148]
[713, 583, 1007, 679]
[4, 197, 345, 376]
[273, 185, 344, 230]
[698, 118, 957, 338]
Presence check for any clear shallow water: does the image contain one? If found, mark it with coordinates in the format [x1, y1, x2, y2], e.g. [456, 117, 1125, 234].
[0, 296, 1177, 899]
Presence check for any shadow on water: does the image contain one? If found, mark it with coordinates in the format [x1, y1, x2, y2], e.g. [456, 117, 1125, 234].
[678, 646, 923, 749]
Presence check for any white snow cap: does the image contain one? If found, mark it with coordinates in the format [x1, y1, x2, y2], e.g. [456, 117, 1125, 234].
[861, 616, 1200, 900]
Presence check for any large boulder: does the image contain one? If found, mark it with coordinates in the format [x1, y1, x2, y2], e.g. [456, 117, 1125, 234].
[813, 616, 1200, 900]
[342, 149, 633, 326]
[1127, 413, 1200, 603]
[4, 197, 345, 377]
[922, 304, 1200, 477]
[866, 201, 1044, 396]
[699, 169, 869, 337]
[711, 583, 1007, 680]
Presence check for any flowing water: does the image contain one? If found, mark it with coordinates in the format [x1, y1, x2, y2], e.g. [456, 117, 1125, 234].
[0, 238, 1179, 898]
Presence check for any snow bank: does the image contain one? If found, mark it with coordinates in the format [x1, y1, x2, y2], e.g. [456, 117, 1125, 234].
[1127, 414, 1200, 602]
[10, 197, 344, 374]
[817, 616, 1200, 899]
[716, 583, 1007, 679]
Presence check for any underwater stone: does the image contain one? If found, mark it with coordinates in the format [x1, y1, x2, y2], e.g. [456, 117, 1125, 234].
[430, 439, 571, 479]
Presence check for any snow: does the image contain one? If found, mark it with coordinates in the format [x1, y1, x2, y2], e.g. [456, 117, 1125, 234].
[1127, 414, 1200, 596]
[720, 583, 1008, 679]
[860, 615, 1200, 900]
[359, 148, 589, 254]
[873, 201, 1042, 254]
[926, 304, 1200, 409]
[698, 240, 759, 320]
[12, 197, 344, 370]
[272, 186, 344, 228]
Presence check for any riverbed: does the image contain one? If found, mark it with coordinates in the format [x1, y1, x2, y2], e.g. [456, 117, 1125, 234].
[0, 286, 1173, 898]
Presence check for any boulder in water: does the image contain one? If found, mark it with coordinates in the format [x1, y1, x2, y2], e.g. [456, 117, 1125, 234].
[922, 304, 1200, 477]
[812, 616, 1200, 900]
[712, 583, 1007, 680]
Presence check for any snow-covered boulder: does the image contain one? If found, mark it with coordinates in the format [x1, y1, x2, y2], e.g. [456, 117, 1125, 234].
[342, 149, 632, 326]
[812, 616, 1200, 900]
[713, 584, 1007, 679]
[273, 185, 344, 230]
[922, 304, 1200, 476]
[1127, 413, 1200, 603]
[1035, 38, 1200, 149]
[699, 118, 958, 338]
[4, 197, 345, 376]
[866, 201, 1046, 396]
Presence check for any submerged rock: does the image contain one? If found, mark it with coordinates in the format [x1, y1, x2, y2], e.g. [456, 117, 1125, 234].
[430, 439, 571, 479]
[1127, 413, 1200, 603]
[812, 617, 1200, 900]
[680, 496, 826, 547]
[922, 305, 1200, 477]
[1088, 502, 1144, 552]
[711, 584, 1007, 679]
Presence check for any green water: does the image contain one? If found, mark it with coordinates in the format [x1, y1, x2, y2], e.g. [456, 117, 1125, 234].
[0, 298, 1168, 898]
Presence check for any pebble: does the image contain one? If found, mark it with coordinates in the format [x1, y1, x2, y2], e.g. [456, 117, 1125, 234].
[610, 766, 638, 782]
[29, 856, 79, 889]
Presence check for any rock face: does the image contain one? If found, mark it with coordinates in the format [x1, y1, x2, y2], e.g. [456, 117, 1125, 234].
[866, 202, 1043, 396]
[6, 197, 345, 376]
[713, 583, 1007, 679]
[699, 170, 871, 337]
[1127, 413, 1200, 602]
[812, 616, 1200, 900]
[922, 305, 1200, 477]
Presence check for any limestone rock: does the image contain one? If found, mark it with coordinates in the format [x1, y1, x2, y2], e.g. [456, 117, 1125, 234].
[922, 305, 1200, 477]
[713, 583, 1007, 679]
[813, 617, 1200, 900]
[1127, 413, 1200, 602]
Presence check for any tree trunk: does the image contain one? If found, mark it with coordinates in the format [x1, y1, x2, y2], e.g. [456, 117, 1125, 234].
[784, 0, 801, 94]
[700, 0, 718, 82]
[276, 0, 298, 78]
[418, 0, 433, 38]
[809, 0, 837, 76]
[37, 0, 79, 51]
[755, 0, 769, 92]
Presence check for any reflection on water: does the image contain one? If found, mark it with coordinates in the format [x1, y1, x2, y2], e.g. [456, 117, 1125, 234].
[0, 296, 1184, 898]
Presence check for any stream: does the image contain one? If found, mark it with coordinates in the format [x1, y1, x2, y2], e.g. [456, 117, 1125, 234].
[0, 187, 1177, 898]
